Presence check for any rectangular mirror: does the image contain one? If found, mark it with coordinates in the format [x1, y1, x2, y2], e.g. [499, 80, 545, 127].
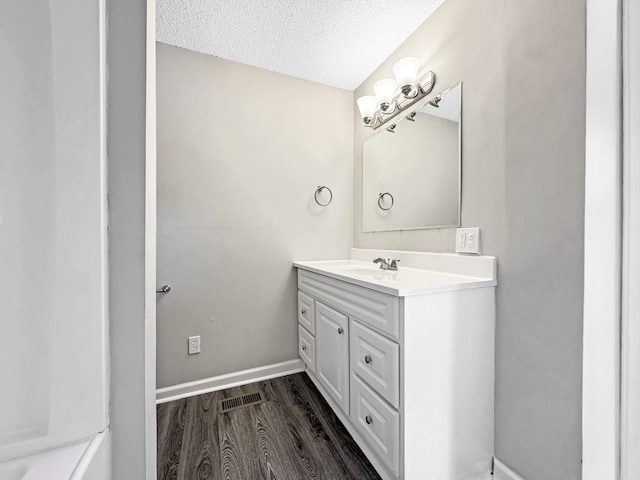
[362, 83, 461, 232]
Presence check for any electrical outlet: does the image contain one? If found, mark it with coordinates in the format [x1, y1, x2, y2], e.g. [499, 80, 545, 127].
[455, 227, 481, 254]
[188, 335, 200, 355]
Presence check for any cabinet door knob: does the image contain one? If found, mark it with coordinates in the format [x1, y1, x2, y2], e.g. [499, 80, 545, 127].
[302, 345, 307, 351]
[301, 309, 306, 315]
[337, 327, 344, 335]
[364, 355, 372, 364]
[365, 415, 372, 425]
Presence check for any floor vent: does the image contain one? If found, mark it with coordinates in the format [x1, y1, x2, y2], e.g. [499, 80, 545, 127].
[219, 392, 266, 413]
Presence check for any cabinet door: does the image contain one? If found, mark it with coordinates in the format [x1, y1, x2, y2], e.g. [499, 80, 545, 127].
[316, 302, 349, 413]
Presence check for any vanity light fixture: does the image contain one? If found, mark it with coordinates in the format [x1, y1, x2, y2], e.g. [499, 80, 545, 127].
[357, 56, 436, 129]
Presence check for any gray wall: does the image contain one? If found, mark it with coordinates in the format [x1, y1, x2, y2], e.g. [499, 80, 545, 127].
[156, 43, 353, 388]
[108, 0, 155, 478]
[354, 1, 585, 479]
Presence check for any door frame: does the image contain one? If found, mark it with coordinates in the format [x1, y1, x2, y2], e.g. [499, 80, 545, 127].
[145, 0, 157, 475]
[620, 0, 640, 477]
[106, 0, 157, 477]
[582, 0, 622, 479]
[583, 0, 640, 478]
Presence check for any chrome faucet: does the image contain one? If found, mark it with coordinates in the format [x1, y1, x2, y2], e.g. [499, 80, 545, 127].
[373, 257, 400, 271]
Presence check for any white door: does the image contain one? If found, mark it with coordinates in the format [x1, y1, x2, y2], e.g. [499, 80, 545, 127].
[316, 302, 350, 413]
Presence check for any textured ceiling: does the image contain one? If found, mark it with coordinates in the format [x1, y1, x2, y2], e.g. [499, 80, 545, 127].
[156, 0, 445, 91]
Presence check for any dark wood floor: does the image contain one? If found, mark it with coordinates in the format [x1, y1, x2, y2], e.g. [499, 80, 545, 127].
[157, 373, 382, 480]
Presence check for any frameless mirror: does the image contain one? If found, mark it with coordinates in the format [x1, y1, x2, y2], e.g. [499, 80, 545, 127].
[362, 83, 461, 232]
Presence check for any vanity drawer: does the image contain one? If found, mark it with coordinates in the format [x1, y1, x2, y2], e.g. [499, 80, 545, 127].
[351, 374, 400, 475]
[298, 269, 400, 339]
[298, 325, 316, 373]
[351, 321, 400, 409]
[297, 291, 315, 334]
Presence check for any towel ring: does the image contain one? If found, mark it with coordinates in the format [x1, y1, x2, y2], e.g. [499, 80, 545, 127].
[378, 192, 394, 211]
[314, 186, 333, 206]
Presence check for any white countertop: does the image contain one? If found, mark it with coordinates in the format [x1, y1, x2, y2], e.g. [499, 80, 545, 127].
[293, 258, 497, 297]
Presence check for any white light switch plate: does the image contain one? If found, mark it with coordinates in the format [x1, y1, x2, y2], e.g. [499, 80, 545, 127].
[455, 227, 481, 254]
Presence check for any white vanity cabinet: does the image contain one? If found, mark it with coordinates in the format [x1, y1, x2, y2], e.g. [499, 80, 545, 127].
[295, 252, 497, 480]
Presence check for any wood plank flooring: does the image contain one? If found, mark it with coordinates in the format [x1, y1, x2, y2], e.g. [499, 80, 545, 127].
[157, 373, 382, 480]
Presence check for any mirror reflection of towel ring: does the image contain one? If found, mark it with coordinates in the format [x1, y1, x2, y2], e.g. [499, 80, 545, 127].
[314, 186, 333, 206]
[378, 192, 394, 211]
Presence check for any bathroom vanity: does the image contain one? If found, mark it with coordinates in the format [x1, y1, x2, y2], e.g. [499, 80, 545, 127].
[294, 249, 497, 480]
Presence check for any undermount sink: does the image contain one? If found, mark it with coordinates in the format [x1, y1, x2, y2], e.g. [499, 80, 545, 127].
[331, 265, 398, 277]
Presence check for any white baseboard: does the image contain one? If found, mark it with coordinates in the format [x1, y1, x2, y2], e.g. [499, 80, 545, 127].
[156, 359, 305, 404]
[493, 458, 526, 480]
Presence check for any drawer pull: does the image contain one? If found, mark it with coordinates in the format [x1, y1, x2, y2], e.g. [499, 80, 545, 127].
[302, 345, 307, 351]
[338, 327, 344, 335]
[301, 309, 307, 315]
[365, 415, 373, 425]
[364, 355, 372, 364]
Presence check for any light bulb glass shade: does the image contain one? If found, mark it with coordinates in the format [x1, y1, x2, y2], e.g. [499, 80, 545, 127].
[393, 57, 420, 91]
[373, 78, 397, 108]
[356, 95, 378, 121]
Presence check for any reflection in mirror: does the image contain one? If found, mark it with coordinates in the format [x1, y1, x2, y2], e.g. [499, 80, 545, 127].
[362, 83, 461, 232]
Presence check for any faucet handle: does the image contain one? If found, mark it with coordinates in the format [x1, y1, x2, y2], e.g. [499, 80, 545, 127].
[390, 259, 400, 269]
